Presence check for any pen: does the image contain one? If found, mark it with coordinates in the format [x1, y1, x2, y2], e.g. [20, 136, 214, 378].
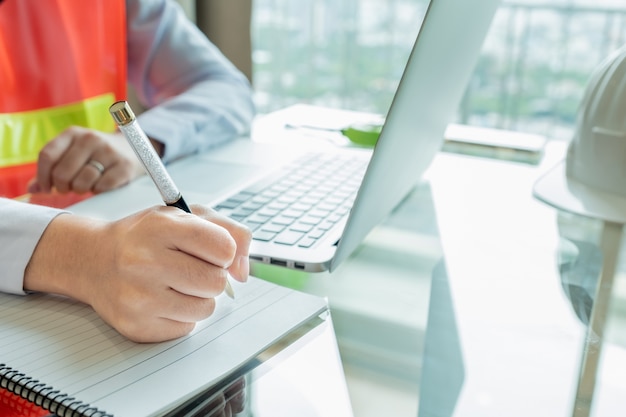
[109, 100, 235, 299]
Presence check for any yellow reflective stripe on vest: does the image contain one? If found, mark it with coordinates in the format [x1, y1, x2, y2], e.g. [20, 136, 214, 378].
[0, 93, 115, 167]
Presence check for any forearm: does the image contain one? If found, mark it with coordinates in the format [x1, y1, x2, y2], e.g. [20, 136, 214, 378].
[23, 213, 109, 304]
[126, 0, 255, 163]
[138, 79, 254, 162]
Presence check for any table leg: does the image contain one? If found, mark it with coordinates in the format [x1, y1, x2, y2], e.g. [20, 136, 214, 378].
[572, 220, 623, 417]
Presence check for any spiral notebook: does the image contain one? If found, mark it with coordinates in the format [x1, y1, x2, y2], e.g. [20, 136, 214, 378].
[0, 277, 327, 417]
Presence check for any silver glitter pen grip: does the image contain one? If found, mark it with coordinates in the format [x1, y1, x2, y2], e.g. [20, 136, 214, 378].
[118, 121, 182, 205]
[109, 101, 181, 205]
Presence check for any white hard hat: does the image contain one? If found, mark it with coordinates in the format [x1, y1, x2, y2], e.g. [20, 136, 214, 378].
[534, 45, 626, 223]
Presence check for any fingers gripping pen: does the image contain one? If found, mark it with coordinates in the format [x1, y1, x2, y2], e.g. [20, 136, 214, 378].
[109, 100, 235, 299]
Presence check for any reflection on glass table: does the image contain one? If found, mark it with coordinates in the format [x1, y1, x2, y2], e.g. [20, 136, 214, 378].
[417, 142, 626, 417]
[556, 211, 626, 417]
[250, 170, 441, 387]
[166, 313, 353, 417]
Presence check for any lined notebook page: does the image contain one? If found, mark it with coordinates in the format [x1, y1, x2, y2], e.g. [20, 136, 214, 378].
[0, 276, 327, 417]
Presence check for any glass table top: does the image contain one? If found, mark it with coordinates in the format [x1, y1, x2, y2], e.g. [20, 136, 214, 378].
[249, 106, 626, 416]
[417, 141, 626, 417]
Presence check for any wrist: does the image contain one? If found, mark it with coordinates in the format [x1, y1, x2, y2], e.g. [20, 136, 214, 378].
[24, 213, 110, 305]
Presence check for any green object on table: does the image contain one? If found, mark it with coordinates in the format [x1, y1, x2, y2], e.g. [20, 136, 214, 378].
[251, 262, 311, 290]
[341, 123, 382, 147]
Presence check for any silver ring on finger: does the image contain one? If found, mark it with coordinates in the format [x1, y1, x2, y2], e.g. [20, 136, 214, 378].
[87, 159, 106, 175]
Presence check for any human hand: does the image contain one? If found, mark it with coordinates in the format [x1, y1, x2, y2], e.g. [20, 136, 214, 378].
[24, 204, 251, 343]
[188, 204, 251, 282]
[28, 126, 146, 195]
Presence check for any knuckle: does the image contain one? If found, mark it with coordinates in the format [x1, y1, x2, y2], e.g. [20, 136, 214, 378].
[51, 169, 72, 188]
[100, 143, 119, 159]
[197, 297, 216, 319]
[37, 147, 54, 164]
[74, 127, 96, 140]
[63, 125, 82, 135]
[140, 205, 172, 223]
[221, 233, 238, 259]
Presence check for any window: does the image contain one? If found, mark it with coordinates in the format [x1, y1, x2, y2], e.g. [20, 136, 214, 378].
[252, 0, 626, 140]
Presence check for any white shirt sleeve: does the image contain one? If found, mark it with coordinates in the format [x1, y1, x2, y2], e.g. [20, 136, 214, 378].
[0, 198, 67, 295]
[126, 0, 256, 163]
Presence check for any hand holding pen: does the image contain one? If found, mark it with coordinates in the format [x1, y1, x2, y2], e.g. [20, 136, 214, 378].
[24, 186, 251, 343]
[109, 101, 248, 299]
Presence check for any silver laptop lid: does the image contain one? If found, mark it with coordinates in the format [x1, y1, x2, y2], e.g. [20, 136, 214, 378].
[330, 0, 500, 271]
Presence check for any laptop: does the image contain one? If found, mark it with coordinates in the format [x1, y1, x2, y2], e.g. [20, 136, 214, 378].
[69, 0, 500, 273]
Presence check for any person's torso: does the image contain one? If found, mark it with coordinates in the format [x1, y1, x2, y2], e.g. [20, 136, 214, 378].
[0, 0, 127, 198]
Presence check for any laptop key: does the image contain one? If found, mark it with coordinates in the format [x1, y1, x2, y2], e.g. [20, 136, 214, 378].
[308, 208, 331, 218]
[214, 199, 241, 210]
[327, 213, 345, 223]
[241, 201, 264, 211]
[271, 216, 295, 226]
[317, 202, 338, 211]
[291, 202, 313, 212]
[242, 221, 262, 232]
[267, 201, 290, 211]
[253, 230, 277, 241]
[274, 230, 305, 245]
[290, 222, 314, 233]
[251, 195, 272, 204]
[298, 237, 317, 248]
[281, 208, 306, 218]
[300, 215, 321, 225]
[317, 220, 335, 231]
[257, 207, 282, 217]
[232, 208, 256, 217]
[261, 223, 286, 233]
[228, 214, 247, 222]
[247, 213, 272, 224]
[308, 229, 326, 239]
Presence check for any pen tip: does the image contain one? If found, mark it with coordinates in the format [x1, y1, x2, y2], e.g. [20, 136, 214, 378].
[224, 280, 235, 299]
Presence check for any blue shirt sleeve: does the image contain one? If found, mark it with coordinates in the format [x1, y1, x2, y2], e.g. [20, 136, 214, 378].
[125, 0, 255, 163]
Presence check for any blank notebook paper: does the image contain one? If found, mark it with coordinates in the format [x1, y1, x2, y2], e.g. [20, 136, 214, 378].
[0, 277, 328, 417]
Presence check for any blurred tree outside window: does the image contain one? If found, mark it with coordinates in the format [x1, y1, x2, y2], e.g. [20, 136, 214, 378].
[251, 0, 626, 141]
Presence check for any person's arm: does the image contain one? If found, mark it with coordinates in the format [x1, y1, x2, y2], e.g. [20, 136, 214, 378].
[4, 198, 250, 343]
[126, 0, 256, 163]
[30, 0, 254, 195]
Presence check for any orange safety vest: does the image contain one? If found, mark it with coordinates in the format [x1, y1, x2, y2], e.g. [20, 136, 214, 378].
[0, 0, 127, 202]
[0, 386, 49, 417]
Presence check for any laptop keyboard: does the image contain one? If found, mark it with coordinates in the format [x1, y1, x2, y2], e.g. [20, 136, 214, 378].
[213, 152, 369, 247]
